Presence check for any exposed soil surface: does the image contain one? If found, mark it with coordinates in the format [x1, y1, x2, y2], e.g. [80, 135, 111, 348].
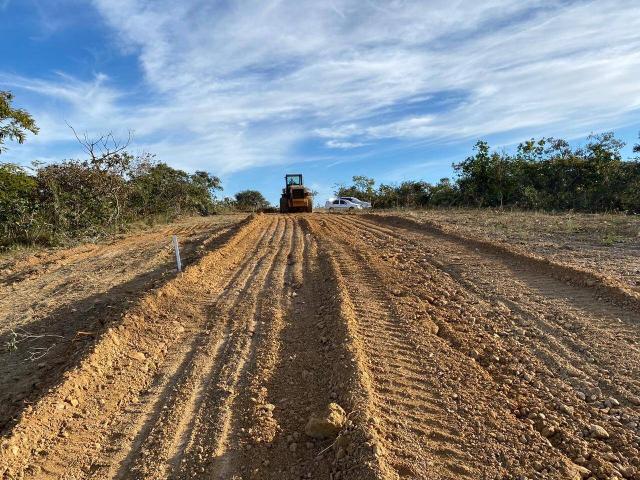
[398, 209, 640, 294]
[1, 213, 639, 480]
[0, 215, 246, 434]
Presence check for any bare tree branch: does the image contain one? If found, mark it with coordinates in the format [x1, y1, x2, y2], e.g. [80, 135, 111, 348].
[66, 122, 133, 165]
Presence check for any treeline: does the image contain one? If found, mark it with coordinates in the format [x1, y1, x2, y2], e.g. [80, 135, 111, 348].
[1, 150, 223, 247]
[337, 132, 640, 212]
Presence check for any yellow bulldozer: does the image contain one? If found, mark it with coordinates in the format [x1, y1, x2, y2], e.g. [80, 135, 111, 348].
[279, 174, 313, 213]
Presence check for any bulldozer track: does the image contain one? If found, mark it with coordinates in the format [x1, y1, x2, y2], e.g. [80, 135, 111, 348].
[2, 214, 639, 479]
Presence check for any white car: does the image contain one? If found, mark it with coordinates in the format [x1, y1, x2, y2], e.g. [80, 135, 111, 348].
[339, 196, 372, 208]
[325, 198, 363, 211]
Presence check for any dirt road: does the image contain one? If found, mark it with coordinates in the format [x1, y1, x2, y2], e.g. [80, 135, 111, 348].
[2, 214, 639, 479]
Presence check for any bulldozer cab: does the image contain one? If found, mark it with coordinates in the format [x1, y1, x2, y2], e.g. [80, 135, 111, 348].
[286, 174, 303, 187]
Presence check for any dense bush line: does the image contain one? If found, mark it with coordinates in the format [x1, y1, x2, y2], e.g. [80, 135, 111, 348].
[0, 154, 223, 248]
[337, 132, 640, 212]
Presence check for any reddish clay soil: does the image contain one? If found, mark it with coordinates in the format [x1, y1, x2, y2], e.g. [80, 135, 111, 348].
[1, 213, 639, 480]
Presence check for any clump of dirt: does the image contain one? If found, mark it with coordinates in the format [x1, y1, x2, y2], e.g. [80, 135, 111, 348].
[305, 403, 347, 439]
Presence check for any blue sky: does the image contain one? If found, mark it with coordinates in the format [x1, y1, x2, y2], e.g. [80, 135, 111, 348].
[1, 0, 640, 203]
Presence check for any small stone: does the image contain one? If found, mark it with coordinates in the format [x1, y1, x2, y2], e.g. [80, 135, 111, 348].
[130, 351, 146, 361]
[589, 424, 609, 439]
[560, 404, 575, 415]
[289, 442, 297, 452]
[569, 464, 591, 479]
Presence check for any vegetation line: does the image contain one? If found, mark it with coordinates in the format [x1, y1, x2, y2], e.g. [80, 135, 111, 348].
[336, 133, 640, 212]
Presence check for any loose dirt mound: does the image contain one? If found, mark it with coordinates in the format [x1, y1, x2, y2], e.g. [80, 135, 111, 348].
[2, 213, 639, 479]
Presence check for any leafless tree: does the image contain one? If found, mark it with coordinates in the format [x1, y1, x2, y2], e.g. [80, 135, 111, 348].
[67, 122, 133, 172]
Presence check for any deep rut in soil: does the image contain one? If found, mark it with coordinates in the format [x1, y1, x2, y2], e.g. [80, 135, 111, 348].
[2, 214, 639, 480]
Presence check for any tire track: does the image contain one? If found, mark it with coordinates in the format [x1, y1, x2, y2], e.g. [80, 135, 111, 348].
[311, 215, 486, 479]
[7, 212, 639, 480]
[174, 217, 290, 478]
[107, 216, 282, 479]
[199, 216, 383, 480]
[334, 214, 640, 479]
[346, 215, 640, 402]
[208, 216, 299, 478]
[0, 215, 267, 479]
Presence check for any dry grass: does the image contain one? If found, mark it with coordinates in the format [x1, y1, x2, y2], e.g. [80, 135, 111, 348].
[378, 208, 640, 292]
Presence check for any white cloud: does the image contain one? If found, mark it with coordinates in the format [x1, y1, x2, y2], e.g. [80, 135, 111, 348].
[4, 0, 640, 172]
[0, 72, 125, 147]
[326, 140, 366, 149]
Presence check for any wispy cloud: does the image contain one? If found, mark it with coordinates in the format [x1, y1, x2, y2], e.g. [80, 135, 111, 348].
[4, 0, 640, 173]
[326, 140, 366, 149]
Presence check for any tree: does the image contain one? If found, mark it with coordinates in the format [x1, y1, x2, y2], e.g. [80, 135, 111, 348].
[584, 132, 625, 163]
[372, 183, 397, 208]
[0, 163, 40, 245]
[68, 124, 132, 167]
[189, 171, 222, 214]
[430, 178, 459, 206]
[396, 180, 430, 207]
[352, 175, 376, 201]
[454, 140, 492, 207]
[0, 91, 39, 153]
[130, 163, 202, 217]
[234, 190, 270, 211]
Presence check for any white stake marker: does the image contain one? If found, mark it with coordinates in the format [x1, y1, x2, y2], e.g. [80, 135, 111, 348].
[172, 235, 182, 272]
